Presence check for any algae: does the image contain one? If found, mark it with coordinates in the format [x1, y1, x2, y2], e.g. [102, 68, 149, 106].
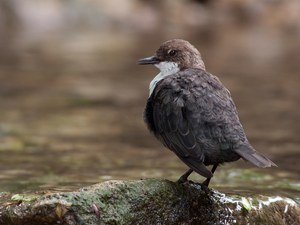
[1, 179, 299, 225]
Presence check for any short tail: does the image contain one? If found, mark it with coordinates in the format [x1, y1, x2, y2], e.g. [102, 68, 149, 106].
[235, 144, 277, 168]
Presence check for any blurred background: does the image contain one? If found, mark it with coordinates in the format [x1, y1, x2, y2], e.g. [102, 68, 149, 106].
[0, 0, 299, 198]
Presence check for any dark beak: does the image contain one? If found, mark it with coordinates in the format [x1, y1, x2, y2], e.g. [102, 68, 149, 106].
[137, 56, 160, 65]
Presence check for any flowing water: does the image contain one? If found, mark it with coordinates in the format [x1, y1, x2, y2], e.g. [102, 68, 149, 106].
[0, 30, 299, 203]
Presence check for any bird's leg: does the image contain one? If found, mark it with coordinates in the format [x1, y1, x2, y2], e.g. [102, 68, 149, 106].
[202, 164, 219, 187]
[177, 169, 193, 184]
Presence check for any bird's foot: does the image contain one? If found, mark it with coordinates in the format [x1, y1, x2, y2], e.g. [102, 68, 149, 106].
[176, 169, 193, 184]
[177, 176, 188, 184]
[201, 164, 218, 187]
[202, 177, 211, 187]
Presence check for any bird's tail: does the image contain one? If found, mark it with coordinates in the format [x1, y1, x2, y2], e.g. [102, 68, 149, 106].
[235, 144, 277, 168]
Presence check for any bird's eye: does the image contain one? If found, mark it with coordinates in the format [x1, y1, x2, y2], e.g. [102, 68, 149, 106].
[168, 49, 177, 56]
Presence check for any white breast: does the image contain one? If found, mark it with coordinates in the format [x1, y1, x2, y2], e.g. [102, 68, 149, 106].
[149, 61, 179, 96]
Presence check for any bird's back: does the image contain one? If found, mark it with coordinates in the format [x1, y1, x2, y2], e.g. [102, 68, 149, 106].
[145, 68, 276, 168]
[145, 68, 244, 165]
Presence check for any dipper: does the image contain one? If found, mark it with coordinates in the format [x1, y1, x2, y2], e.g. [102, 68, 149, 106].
[138, 39, 276, 186]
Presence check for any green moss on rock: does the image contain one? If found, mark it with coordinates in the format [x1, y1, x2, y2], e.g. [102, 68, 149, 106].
[0, 179, 299, 225]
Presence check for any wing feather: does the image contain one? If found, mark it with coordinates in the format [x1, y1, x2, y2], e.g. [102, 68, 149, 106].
[146, 68, 276, 178]
[152, 84, 212, 178]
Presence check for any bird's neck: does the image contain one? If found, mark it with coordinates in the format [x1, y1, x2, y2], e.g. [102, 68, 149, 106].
[149, 62, 180, 96]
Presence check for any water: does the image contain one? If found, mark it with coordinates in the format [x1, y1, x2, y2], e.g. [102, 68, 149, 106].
[0, 30, 299, 202]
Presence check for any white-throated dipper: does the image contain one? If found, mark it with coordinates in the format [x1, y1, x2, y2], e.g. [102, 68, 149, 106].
[138, 39, 277, 186]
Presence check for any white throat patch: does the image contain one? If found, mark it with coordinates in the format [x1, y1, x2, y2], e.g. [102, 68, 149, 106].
[149, 61, 179, 96]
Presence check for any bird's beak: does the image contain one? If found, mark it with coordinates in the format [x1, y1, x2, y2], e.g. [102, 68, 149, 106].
[137, 56, 160, 65]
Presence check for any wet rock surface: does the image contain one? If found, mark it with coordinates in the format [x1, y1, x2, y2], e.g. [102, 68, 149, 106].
[0, 179, 298, 225]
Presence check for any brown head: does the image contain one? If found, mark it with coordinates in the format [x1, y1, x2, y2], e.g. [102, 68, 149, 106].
[138, 39, 205, 72]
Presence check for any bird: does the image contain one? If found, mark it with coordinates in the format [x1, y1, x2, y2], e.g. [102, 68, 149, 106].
[138, 39, 277, 186]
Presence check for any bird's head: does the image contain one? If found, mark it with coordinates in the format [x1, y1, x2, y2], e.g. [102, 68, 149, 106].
[138, 39, 205, 75]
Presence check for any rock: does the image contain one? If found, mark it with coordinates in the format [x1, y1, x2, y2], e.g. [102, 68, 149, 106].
[0, 179, 299, 225]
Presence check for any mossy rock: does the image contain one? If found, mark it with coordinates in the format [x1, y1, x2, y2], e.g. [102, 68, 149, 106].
[0, 179, 299, 225]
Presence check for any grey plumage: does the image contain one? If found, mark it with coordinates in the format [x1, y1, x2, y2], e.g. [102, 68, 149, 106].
[139, 39, 276, 185]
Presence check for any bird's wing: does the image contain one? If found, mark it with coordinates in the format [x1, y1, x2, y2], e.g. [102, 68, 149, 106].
[151, 69, 248, 177]
[152, 78, 214, 178]
[151, 69, 276, 172]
